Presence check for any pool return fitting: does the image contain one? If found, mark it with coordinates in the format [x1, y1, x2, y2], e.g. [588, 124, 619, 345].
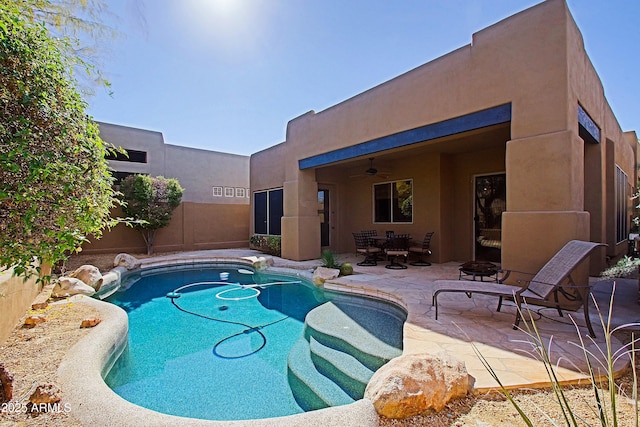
[166, 269, 301, 359]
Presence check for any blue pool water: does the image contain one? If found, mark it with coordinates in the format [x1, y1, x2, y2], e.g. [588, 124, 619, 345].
[105, 265, 405, 421]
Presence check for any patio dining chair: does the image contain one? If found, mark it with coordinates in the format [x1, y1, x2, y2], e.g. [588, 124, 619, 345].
[432, 240, 605, 337]
[409, 232, 434, 266]
[353, 232, 382, 266]
[384, 234, 410, 269]
[361, 229, 378, 238]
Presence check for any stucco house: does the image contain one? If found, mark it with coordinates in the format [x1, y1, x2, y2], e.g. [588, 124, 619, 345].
[81, 122, 251, 254]
[250, 0, 638, 279]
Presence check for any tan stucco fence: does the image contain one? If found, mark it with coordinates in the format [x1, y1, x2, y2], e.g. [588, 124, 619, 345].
[0, 267, 40, 343]
[80, 202, 250, 254]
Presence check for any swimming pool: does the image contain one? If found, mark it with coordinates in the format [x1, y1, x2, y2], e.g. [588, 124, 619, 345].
[104, 264, 406, 421]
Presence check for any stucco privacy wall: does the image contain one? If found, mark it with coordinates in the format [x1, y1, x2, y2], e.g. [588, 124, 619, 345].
[81, 203, 250, 254]
[0, 267, 39, 343]
[81, 122, 251, 254]
[250, 0, 635, 276]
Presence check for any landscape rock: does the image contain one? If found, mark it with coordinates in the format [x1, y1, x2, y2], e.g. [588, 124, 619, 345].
[69, 265, 103, 291]
[31, 283, 55, 310]
[29, 383, 61, 405]
[52, 277, 95, 298]
[24, 315, 47, 328]
[312, 267, 340, 286]
[364, 352, 472, 419]
[113, 253, 140, 270]
[80, 317, 102, 328]
[0, 363, 13, 403]
[31, 301, 48, 310]
[244, 256, 273, 271]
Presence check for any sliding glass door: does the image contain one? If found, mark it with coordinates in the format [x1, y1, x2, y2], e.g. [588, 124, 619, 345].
[474, 174, 505, 262]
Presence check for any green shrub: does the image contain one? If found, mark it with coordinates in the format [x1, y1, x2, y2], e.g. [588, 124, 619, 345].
[320, 249, 353, 276]
[249, 234, 281, 257]
[0, 4, 119, 278]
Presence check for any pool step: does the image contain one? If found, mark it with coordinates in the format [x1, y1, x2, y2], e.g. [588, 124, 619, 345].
[304, 302, 402, 371]
[309, 336, 373, 399]
[287, 337, 355, 411]
[287, 301, 403, 410]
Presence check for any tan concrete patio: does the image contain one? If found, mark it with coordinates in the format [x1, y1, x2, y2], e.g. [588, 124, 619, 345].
[133, 248, 640, 393]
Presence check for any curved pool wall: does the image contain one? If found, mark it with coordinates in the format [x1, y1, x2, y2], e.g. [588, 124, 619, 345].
[59, 256, 394, 427]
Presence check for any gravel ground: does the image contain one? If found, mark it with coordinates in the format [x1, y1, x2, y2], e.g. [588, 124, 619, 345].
[0, 252, 636, 427]
[0, 301, 98, 426]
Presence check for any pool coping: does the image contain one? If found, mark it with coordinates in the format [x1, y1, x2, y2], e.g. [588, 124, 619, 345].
[58, 255, 381, 427]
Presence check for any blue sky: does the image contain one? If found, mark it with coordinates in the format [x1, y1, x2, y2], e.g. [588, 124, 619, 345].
[87, 0, 640, 156]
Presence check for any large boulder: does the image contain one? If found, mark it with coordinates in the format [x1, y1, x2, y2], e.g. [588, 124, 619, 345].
[364, 352, 472, 419]
[312, 267, 340, 286]
[52, 277, 96, 298]
[113, 253, 140, 270]
[69, 265, 103, 291]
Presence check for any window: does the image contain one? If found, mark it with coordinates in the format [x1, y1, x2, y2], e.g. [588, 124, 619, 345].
[224, 187, 235, 197]
[254, 188, 283, 235]
[616, 166, 629, 244]
[212, 186, 223, 197]
[235, 187, 246, 198]
[374, 180, 413, 223]
[106, 149, 147, 163]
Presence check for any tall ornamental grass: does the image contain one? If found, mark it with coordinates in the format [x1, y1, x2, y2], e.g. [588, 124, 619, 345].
[473, 283, 639, 427]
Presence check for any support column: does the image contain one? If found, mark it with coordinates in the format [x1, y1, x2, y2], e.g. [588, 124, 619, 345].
[502, 130, 595, 295]
[281, 170, 320, 261]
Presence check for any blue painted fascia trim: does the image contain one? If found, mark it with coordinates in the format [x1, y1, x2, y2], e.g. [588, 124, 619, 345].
[578, 104, 600, 144]
[299, 103, 511, 170]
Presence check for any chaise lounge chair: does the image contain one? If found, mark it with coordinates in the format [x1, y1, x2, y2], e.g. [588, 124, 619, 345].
[432, 240, 604, 337]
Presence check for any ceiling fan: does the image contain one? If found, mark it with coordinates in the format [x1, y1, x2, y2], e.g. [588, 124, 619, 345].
[365, 158, 378, 176]
[349, 157, 390, 179]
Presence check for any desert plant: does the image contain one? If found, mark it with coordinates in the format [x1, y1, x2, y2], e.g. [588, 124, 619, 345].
[340, 263, 354, 276]
[602, 256, 640, 279]
[249, 234, 281, 257]
[472, 284, 639, 427]
[319, 250, 354, 276]
[266, 236, 281, 256]
[119, 174, 183, 255]
[249, 234, 262, 249]
[321, 249, 340, 269]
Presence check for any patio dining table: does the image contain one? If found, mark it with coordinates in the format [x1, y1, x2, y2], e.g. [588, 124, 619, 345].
[369, 236, 391, 248]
